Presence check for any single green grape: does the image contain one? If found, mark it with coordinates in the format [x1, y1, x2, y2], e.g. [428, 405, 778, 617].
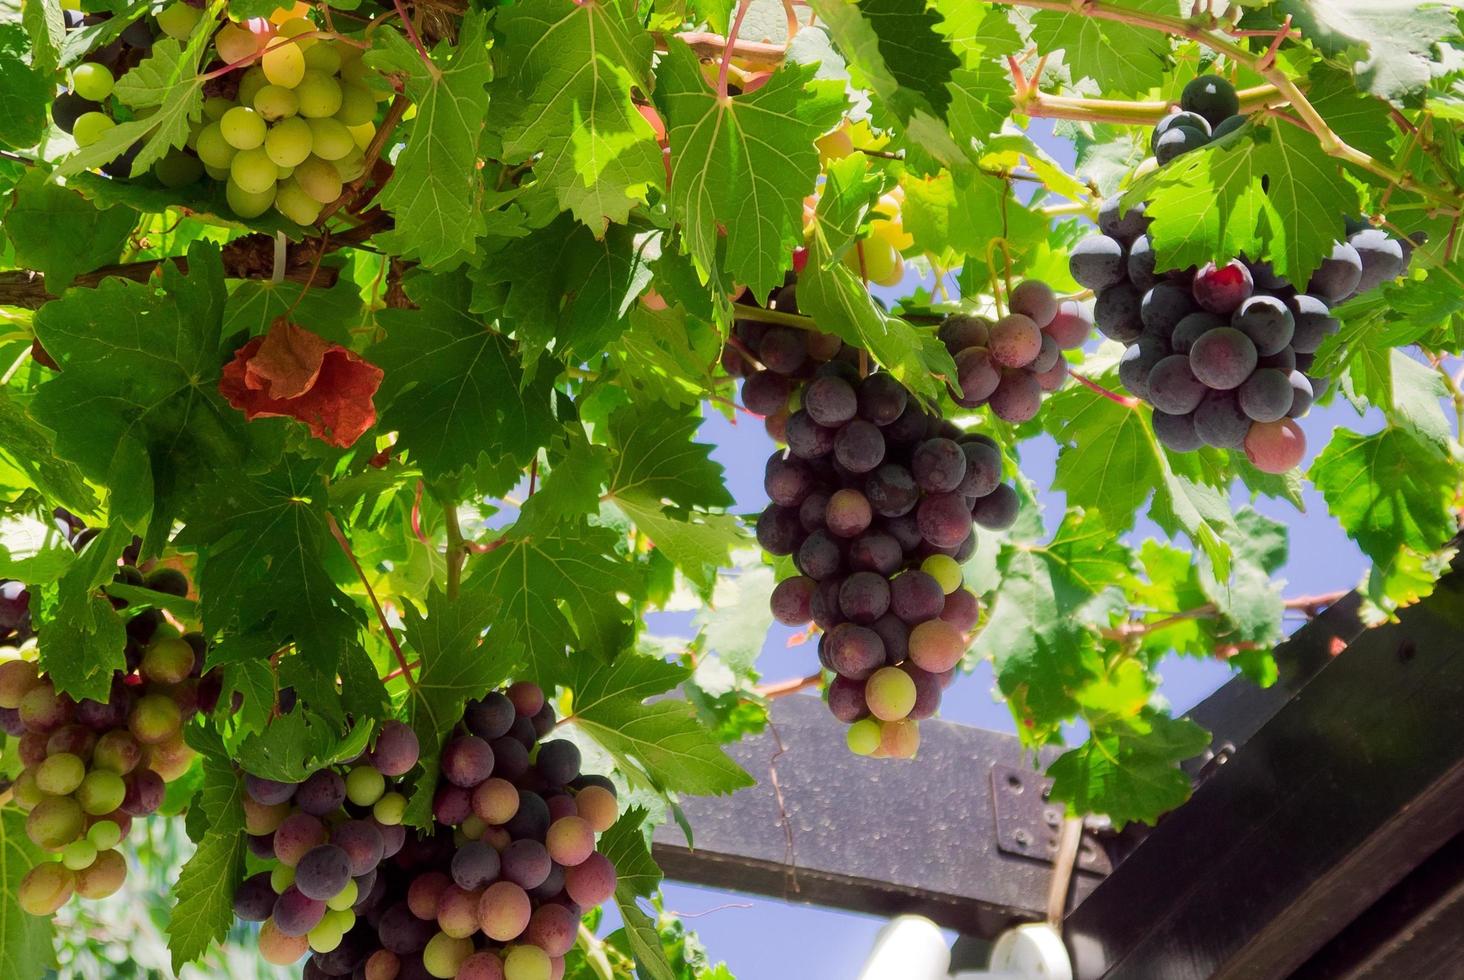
[71, 63, 115, 102]
[226, 179, 276, 219]
[334, 84, 376, 127]
[371, 790, 406, 826]
[294, 156, 342, 204]
[326, 879, 358, 912]
[344, 766, 385, 807]
[261, 37, 306, 88]
[220, 106, 267, 150]
[86, 820, 123, 851]
[335, 148, 366, 183]
[61, 838, 98, 871]
[153, 149, 204, 188]
[846, 718, 881, 756]
[503, 945, 552, 980]
[920, 554, 963, 594]
[72, 111, 116, 147]
[273, 179, 321, 224]
[237, 66, 270, 108]
[307, 918, 344, 954]
[295, 70, 342, 118]
[305, 117, 353, 160]
[195, 123, 236, 169]
[347, 121, 375, 151]
[303, 40, 341, 74]
[203, 96, 234, 121]
[254, 84, 300, 122]
[75, 769, 127, 815]
[263, 116, 313, 168]
[270, 862, 296, 894]
[204, 162, 232, 181]
[155, 1, 202, 41]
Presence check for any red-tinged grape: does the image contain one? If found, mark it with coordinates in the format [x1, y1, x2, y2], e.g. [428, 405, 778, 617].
[260, 916, 312, 964]
[865, 465, 919, 518]
[379, 902, 437, 954]
[989, 314, 1042, 368]
[574, 785, 618, 833]
[849, 532, 902, 576]
[825, 623, 885, 680]
[246, 774, 297, 806]
[91, 729, 142, 775]
[880, 719, 921, 759]
[504, 792, 551, 842]
[295, 769, 347, 816]
[1069, 235, 1125, 289]
[755, 505, 803, 557]
[433, 785, 471, 826]
[470, 777, 519, 826]
[940, 589, 980, 632]
[785, 410, 836, 459]
[758, 327, 807, 374]
[19, 682, 70, 733]
[939, 315, 991, 352]
[826, 488, 872, 538]
[916, 494, 971, 550]
[451, 840, 501, 890]
[536, 740, 580, 787]
[804, 375, 858, 427]
[296, 844, 353, 901]
[526, 902, 579, 958]
[911, 439, 966, 494]
[1009, 280, 1059, 328]
[545, 816, 596, 867]
[441, 735, 495, 789]
[1030, 334, 1061, 374]
[865, 667, 917, 721]
[545, 794, 576, 822]
[563, 852, 617, 907]
[74, 847, 126, 899]
[742, 371, 792, 416]
[989, 371, 1042, 423]
[275, 812, 329, 866]
[28, 795, 84, 850]
[889, 570, 944, 624]
[858, 373, 909, 425]
[121, 768, 165, 817]
[366, 949, 403, 980]
[796, 530, 844, 581]
[1244, 418, 1307, 473]
[479, 880, 532, 941]
[409, 872, 451, 920]
[1146, 355, 1206, 415]
[465, 692, 516, 741]
[0, 659, 39, 707]
[901, 664, 943, 720]
[1189, 327, 1258, 391]
[839, 571, 891, 624]
[1193, 261, 1254, 315]
[770, 576, 816, 625]
[908, 619, 965, 673]
[826, 674, 870, 723]
[765, 454, 813, 506]
[274, 885, 329, 937]
[1044, 300, 1092, 350]
[235, 871, 279, 922]
[972, 483, 1019, 530]
[19, 861, 75, 915]
[955, 442, 1002, 500]
[458, 951, 506, 980]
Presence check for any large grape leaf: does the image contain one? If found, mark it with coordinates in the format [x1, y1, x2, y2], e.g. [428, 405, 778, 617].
[366, 9, 492, 269]
[466, 520, 644, 680]
[1310, 426, 1458, 571]
[0, 809, 56, 980]
[4, 172, 137, 291]
[372, 272, 558, 492]
[168, 728, 246, 972]
[563, 651, 753, 795]
[493, 0, 664, 231]
[0, 24, 49, 151]
[56, 23, 216, 177]
[181, 458, 363, 663]
[660, 39, 846, 299]
[1048, 709, 1211, 828]
[840, 0, 961, 116]
[1271, 0, 1459, 100]
[1029, 0, 1172, 95]
[400, 586, 512, 827]
[934, 0, 1022, 67]
[233, 709, 374, 781]
[31, 242, 248, 538]
[0, 391, 98, 519]
[1131, 116, 1359, 287]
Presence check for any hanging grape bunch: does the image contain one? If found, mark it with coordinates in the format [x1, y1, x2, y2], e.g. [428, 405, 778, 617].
[231, 682, 622, 980]
[729, 284, 1020, 758]
[5, 566, 219, 916]
[55, 2, 386, 222]
[938, 278, 1090, 423]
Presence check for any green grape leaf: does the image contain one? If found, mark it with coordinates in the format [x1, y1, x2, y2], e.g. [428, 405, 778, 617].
[168, 735, 246, 972]
[1304, 64, 1396, 160]
[1273, 0, 1458, 100]
[470, 216, 655, 367]
[234, 708, 373, 781]
[22, 0, 64, 78]
[32, 242, 246, 538]
[366, 9, 492, 269]
[843, 0, 961, 117]
[494, 0, 664, 231]
[181, 459, 362, 664]
[39, 593, 125, 702]
[597, 806, 661, 899]
[0, 390, 99, 519]
[1133, 116, 1359, 287]
[400, 586, 512, 827]
[660, 39, 846, 299]
[1048, 709, 1212, 828]
[616, 898, 678, 980]
[4, 172, 138, 291]
[373, 272, 558, 493]
[563, 651, 753, 795]
[0, 809, 57, 980]
[0, 28, 50, 152]
[1030, 0, 1171, 95]
[466, 520, 644, 679]
[1310, 426, 1458, 570]
[57, 23, 217, 178]
[224, 277, 368, 347]
[934, 0, 1022, 68]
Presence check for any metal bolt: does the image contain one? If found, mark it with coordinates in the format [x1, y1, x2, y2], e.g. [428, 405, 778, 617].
[1043, 808, 1061, 828]
[1013, 829, 1031, 847]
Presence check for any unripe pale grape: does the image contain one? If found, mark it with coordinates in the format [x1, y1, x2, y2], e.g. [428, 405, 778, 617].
[73, 111, 116, 147]
[76, 769, 127, 815]
[306, 118, 353, 160]
[504, 945, 551, 980]
[423, 932, 474, 978]
[220, 106, 267, 150]
[142, 635, 195, 684]
[230, 146, 280, 194]
[195, 123, 236, 169]
[326, 877, 358, 911]
[153, 149, 203, 188]
[72, 63, 115, 101]
[0, 659, 39, 707]
[262, 37, 307, 88]
[238, 66, 270, 107]
[864, 666, 916, 721]
[304, 39, 342, 73]
[373, 790, 407, 825]
[227, 179, 276, 218]
[156, 1, 202, 40]
[335, 148, 366, 182]
[276, 17, 317, 50]
[35, 752, 85, 795]
[264, 115, 313, 167]
[18, 861, 74, 915]
[129, 693, 181, 744]
[336, 84, 376, 126]
[920, 554, 962, 594]
[345, 764, 385, 805]
[296, 70, 343, 117]
[294, 155, 342, 203]
[307, 917, 344, 953]
[203, 96, 233, 120]
[74, 847, 126, 899]
[563, 851, 616, 907]
[846, 717, 881, 755]
[28, 794, 85, 849]
[254, 84, 299, 121]
[87, 819, 123, 850]
[271, 863, 296, 893]
[214, 22, 267, 64]
[61, 838, 97, 870]
[93, 730, 142, 775]
[347, 120, 376, 149]
[12, 768, 41, 809]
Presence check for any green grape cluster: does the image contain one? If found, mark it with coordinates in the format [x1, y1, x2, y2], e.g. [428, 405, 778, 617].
[56, 3, 389, 224]
[1, 566, 219, 917]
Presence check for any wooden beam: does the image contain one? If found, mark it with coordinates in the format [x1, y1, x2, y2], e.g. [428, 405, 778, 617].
[653, 695, 1107, 937]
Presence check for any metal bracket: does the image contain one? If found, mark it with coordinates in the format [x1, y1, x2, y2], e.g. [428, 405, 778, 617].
[990, 764, 1112, 875]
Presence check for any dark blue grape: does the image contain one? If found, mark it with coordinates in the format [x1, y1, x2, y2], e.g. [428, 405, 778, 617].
[535, 740, 580, 786]
[1180, 74, 1239, 127]
[451, 841, 502, 890]
[1151, 410, 1202, 452]
[1238, 368, 1294, 422]
[1069, 235, 1125, 289]
[464, 692, 516, 741]
[233, 871, 276, 922]
[1094, 282, 1144, 342]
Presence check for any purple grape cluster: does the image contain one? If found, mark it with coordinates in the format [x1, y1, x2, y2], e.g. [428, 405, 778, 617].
[1149, 74, 1244, 165]
[938, 279, 1087, 423]
[1072, 201, 1415, 474]
[726, 285, 1020, 758]
[234, 682, 622, 980]
[3, 566, 220, 916]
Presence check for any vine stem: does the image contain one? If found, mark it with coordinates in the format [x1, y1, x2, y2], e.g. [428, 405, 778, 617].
[1070, 371, 1140, 408]
[576, 924, 617, 980]
[1100, 589, 1351, 640]
[655, 30, 786, 69]
[755, 672, 821, 698]
[435, 489, 466, 601]
[327, 512, 418, 690]
[718, 0, 757, 100]
[391, 0, 438, 76]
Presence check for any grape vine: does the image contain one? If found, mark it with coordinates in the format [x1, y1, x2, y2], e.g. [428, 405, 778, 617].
[0, 0, 1459, 976]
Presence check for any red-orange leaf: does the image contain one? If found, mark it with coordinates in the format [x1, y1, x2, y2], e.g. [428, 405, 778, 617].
[220, 320, 383, 448]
